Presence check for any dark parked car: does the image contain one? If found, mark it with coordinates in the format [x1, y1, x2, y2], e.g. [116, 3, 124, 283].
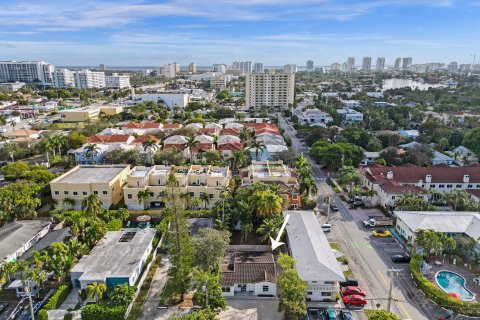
[391, 254, 411, 263]
[330, 204, 339, 212]
[339, 278, 359, 287]
[339, 309, 353, 320]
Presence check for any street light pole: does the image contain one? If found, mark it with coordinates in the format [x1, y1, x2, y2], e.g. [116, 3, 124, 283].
[387, 268, 402, 314]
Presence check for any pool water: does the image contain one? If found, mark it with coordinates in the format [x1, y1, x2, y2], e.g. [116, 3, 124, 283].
[435, 271, 475, 301]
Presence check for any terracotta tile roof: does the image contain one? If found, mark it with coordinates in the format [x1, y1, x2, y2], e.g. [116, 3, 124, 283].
[162, 123, 182, 130]
[123, 122, 142, 129]
[86, 134, 132, 143]
[220, 128, 240, 136]
[467, 189, 480, 199]
[141, 122, 162, 129]
[217, 142, 243, 151]
[379, 180, 423, 194]
[220, 252, 276, 286]
[255, 128, 280, 136]
[365, 165, 480, 184]
[192, 143, 214, 153]
[6, 129, 39, 137]
[132, 135, 160, 144]
[163, 144, 186, 151]
[263, 180, 299, 193]
[199, 128, 218, 135]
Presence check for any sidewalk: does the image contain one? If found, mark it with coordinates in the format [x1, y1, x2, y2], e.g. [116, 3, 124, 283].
[138, 257, 170, 320]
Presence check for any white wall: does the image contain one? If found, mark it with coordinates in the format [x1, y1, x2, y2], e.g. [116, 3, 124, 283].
[254, 282, 276, 296]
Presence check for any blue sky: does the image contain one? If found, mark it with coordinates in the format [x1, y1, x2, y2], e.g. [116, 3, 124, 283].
[0, 0, 479, 66]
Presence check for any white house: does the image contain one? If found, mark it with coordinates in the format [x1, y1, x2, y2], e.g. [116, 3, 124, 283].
[220, 251, 276, 297]
[70, 228, 155, 289]
[342, 100, 361, 108]
[337, 108, 363, 123]
[284, 210, 345, 301]
[300, 109, 333, 126]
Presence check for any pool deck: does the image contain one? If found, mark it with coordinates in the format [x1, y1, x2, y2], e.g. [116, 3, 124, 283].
[427, 260, 480, 301]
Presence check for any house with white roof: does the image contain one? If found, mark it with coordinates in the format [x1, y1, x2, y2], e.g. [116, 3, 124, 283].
[300, 109, 333, 127]
[449, 146, 478, 166]
[284, 210, 345, 301]
[395, 211, 480, 253]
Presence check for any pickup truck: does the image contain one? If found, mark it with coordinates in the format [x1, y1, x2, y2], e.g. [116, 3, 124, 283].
[362, 217, 394, 228]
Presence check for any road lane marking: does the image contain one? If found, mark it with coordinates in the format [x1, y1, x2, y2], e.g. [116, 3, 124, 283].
[365, 242, 372, 249]
[377, 271, 389, 289]
[397, 300, 412, 319]
[352, 241, 359, 249]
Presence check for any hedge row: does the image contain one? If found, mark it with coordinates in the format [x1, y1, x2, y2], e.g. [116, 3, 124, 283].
[106, 218, 123, 231]
[81, 304, 126, 320]
[38, 285, 71, 320]
[410, 254, 480, 317]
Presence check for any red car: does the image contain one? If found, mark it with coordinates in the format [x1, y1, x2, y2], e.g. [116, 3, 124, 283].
[341, 286, 366, 297]
[343, 294, 367, 306]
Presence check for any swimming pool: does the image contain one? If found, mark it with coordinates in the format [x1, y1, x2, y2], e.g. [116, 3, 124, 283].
[435, 271, 475, 301]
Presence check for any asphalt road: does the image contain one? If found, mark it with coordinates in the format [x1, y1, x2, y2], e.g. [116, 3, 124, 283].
[278, 114, 432, 320]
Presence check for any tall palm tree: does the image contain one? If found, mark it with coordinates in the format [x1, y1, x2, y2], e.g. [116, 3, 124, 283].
[239, 126, 253, 143]
[186, 135, 199, 164]
[137, 189, 151, 211]
[0, 261, 17, 283]
[84, 143, 100, 164]
[0, 114, 7, 131]
[86, 282, 107, 302]
[249, 190, 283, 218]
[199, 192, 210, 209]
[180, 192, 192, 209]
[9, 119, 16, 131]
[38, 139, 53, 164]
[28, 269, 47, 293]
[230, 150, 247, 171]
[142, 137, 158, 165]
[248, 139, 266, 161]
[256, 215, 283, 243]
[363, 188, 378, 204]
[81, 194, 103, 216]
[299, 177, 318, 197]
[293, 155, 310, 170]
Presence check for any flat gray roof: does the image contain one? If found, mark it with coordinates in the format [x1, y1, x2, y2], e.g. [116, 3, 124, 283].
[71, 228, 156, 281]
[0, 220, 51, 263]
[284, 210, 345, 282]
[53, 165, 129, 184]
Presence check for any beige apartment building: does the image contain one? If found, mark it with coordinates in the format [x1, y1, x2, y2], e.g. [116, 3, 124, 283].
[245, 73, 295, 109]
[50, 165, 131, 209]
[59, 106, 123, 122]
[124, 165, 230, 210]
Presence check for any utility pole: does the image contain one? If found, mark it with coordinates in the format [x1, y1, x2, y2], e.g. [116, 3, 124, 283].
[387, 268, 402, 313]
[25, 280, 35, 320]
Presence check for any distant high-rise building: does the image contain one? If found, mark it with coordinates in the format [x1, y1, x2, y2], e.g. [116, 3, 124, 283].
[283, 64, 297, 74]
[362, 57, 372, 71]
[347, 57, 355, 70]
[158, 64, 176, 78]
[459, 64, 471, 73]
[245, 73, 295, 109]
[341, 62, 348, 72]
[99, 64, 106, 71]
[376, 57, 385, 71]
[173, 62, 180, 74]
[74, 70, 106, 89]
[402, 57, 412, 70]
[0, 60, 54, 85]
[212, 64, 226, 73]
[330, 63, 341, 72]
[306, 60, 314, 72]
[105, 73, 130, 89]
[188, 63, 197, 74]
[232, 61, 252, 75]
[447, 62, 458, 73]
[253, 62, 264, 74]
[394, 57, 403, 70]
[53, 69, 76, 88]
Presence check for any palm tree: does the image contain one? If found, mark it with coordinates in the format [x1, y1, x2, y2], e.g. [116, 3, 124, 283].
[239, 126, 253, 143]
[180, 192, 192, 209]
[256, 215, 283, 243]
[110, 284, 135, 305]
[199, 192, 211, 209]
[14, 260, 29, 281]
[241, 222, 253, 244]
[86, 282, 107, 302]
[230, 150, 247, 171]
[28, 269, 47, 293]
[137, 189, 151, 211]
[84, 143, 100, 164]
[186, 135, 199, 163]
[248, 139, 266, 161]
[299, 177, 318, 197]
[293, 155, 309, 170]
[9, 119, 16, 131]
[249, 190, 283, 218]
[81, 194, 103, 216]
[142, 137, 158, 165]
[363, 188, 378, 204]
[38, 139, 53, 164]
[0, 114, 6, 131]
[0, 261, 17, 283]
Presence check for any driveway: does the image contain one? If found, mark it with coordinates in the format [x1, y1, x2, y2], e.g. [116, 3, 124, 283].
[226, 297, 283, 320]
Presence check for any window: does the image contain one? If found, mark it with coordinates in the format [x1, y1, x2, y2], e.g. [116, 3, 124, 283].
[468, 185, 473, 188]
[307, 291, 313, 295]
[149, 192, 154, 197]
[128, 194, 132, 199]
[292, 194, 298, 200]
[456, 184, 462, 188]
[103, 191, 108, 195]
[430, 184, 435, 188]
[54, 191, 59, 195]
[221, 287, 230, 293]
[83, 191, 87, 195]
[321, 292, 331, 296]
[262, 286, 269, 292]
[209, 194, 214, 199]
[447, 185, 452, 188]
[311, 281, 317, 283]
[324, 281, 334, 285]
[477, 184, 480, 188]
[190, 192, 195, 197]
[112, 187, 115, 191]
[439, 185, 445, 188]
[392, 196, 396, 200]
[159, 192, 164, 197]
[93, 191, 98, 195]
[73, 191, 78, 195]
[64, 191, 69, 195]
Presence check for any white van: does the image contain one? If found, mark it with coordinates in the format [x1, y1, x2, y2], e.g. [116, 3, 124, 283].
[321, 224, 332, 233]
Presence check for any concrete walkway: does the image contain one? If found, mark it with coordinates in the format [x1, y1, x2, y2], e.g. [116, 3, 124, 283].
[138, 256, 170, 320]
[59, 289, 79, 310]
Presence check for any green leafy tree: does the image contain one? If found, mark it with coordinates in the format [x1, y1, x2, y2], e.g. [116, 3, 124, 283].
[137, 189, 151, 211]
[200, 192, 211, 209]
[277, 253, 307, 320]
[256, 215, 283, 243]
[22, 166, 56, 185]
[1, 161, 29, 180]
[230, 151, 247, 171]
[142, 137, 159, 165]
[367, 310, 400, 320]
[110, 283, 135, 305]
[249, 190, 283, 218]
[171, 309, 216, 320]
[81, 194, 103, 216]
[193, 269, 227, 312]
[154, 149, 187, 166]
[0, 181, 41, 219]
[192, 228, 230, 272]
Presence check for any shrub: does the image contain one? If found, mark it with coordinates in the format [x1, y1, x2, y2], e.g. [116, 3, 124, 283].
[38, 285, 71, 320]
[410, 254, 480, 316]
[64, 313, 73, 320]
[106, 218, 123, 231]
[81, 304, 126, 320]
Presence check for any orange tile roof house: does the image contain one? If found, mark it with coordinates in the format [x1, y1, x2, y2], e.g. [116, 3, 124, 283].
[86, 134, 134, 144]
